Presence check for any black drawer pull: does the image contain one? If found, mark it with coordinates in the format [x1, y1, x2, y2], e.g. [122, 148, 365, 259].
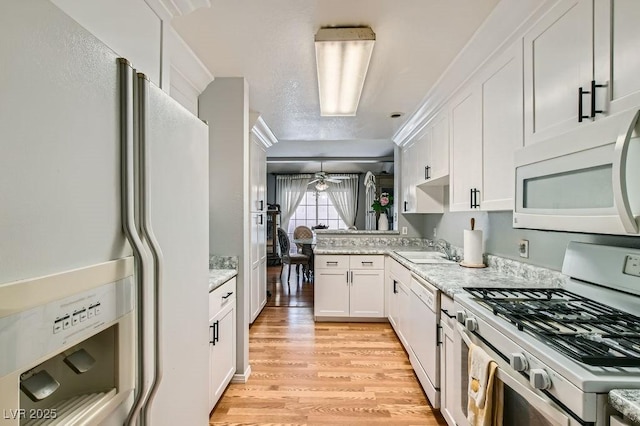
[222, 292, 233, 300]
[361, 261, 374, 265]
[441, 309, 456, 319]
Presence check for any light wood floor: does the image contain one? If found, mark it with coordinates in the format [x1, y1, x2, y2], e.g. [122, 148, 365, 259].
[209, 306, 447, 425]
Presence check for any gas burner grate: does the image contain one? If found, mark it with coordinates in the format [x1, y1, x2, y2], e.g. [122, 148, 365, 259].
[463, 287, 640, 367]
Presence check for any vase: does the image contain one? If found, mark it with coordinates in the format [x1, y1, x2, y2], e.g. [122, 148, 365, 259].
[378, 212, 389, 231]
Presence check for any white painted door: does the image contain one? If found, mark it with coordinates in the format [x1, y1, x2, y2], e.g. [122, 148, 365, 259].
[387, 275, 399, 330]
[350, 270, 384, 318]
[250, 262, 260, 323]
[481, 42, 524, 211]
[594, 0, 640, 116]
[449, 87, 482, 212]
[523, 0, 593, 145]
[259, 258, 267, 312]
[440, 318, 456, 426]
[314, 269, 350, 317]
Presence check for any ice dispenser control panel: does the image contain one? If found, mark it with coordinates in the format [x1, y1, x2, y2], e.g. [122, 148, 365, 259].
[624, 255, 640, 277]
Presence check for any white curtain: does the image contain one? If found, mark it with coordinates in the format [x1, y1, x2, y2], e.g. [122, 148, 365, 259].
[363, 171, 376, 230]
[326, 174, 359, 228]
[276, 175, 311, 231]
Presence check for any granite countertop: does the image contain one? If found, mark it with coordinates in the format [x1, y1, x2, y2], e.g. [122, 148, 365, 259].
[314, 245, 563, 298]
[610, 390, 640, 424]
[209, 269, 237, 292]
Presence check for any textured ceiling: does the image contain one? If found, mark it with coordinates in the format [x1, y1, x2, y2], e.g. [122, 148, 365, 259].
[172, 0, 500, 161]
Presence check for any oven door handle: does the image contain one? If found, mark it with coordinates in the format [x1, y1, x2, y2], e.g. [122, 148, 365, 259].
[455, 323, 571, 426]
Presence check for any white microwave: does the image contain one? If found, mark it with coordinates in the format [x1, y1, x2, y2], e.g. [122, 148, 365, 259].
[514, 108, 640, 235]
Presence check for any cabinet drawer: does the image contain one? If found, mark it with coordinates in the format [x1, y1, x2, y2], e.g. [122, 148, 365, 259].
[350, 255, 384, 269]
[209, 277, 236, 317]
[315, 255, 350, 269]
[440, 293, 456, 328]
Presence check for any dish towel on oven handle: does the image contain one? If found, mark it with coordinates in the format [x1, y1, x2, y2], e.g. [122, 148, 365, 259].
[467, 343, 504, 426]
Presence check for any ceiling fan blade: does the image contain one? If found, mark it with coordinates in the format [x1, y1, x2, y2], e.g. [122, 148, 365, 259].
[326, 178, 342, 183]
[330, 176, 350, 180]
[308, 179, 320, 185]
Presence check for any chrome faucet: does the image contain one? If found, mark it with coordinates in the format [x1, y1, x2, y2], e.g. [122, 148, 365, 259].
[434, 239, 454, 261]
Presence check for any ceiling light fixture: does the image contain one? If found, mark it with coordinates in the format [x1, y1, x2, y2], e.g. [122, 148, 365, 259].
[314, 27, 375, 116]
[315, 181, 329, 192]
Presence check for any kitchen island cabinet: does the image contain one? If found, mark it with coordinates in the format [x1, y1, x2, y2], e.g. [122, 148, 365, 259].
[208, 277, 236, 411]
[314, 255, 385, 320]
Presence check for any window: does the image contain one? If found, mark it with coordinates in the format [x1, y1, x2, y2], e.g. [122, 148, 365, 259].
[287, 190, 347, 240]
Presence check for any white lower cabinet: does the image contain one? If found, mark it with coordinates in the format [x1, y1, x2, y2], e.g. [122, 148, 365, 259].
[314, 255, 384, 320]
[386, 258, 412, 348]
[208, 278, 236, 411]
[439, 293, 465, 426]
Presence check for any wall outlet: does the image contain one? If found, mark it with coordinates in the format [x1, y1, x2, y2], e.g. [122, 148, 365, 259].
[519, 239, 529, 258]
[401, 226, 408, 235]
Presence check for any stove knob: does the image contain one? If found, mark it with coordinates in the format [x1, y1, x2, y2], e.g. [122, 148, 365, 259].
[465, 317, 478, 332]
[456, 311, 467, 325]
[510, 353, 529, 372]
[529, 369, 551, 390]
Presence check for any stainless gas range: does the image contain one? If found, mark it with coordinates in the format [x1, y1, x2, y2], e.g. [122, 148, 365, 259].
[453, 242, 640, 426]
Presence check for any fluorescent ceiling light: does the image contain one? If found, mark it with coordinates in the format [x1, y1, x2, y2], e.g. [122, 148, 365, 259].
[315, 27, 375, 116]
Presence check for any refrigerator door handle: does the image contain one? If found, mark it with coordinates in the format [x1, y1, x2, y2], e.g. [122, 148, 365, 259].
[119, 58, 151, 426]
[137, 72, 166, 422]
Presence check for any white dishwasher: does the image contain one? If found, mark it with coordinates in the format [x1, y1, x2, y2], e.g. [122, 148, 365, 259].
[409, 274, 440, 408]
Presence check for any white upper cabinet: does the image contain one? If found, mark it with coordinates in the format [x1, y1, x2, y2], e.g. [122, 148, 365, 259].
[449, 87, 483, 212]
[449, 41, 523, 212]
[416, 112, 450, 186]
[480, 42, 524, 211]
[524, 0, 640, 146]
[523, 0, 593, 145]
[594, 0, 640, 117]
[400, 138, 445, 214]
[249, 134, 267, 213]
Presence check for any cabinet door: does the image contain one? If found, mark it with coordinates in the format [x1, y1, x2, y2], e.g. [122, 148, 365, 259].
[594, 0, 640, 116]
[401, 141, 415, 213]
[250, 213, 260, 268]
[481, 42, 524, 211]
[350, 270, 384, 318]
[416, 128, 431, 185]
[396, 280, 411, 350]
[314, 268, 350, 317]
[209, 302, 236, 410]
[449, 87, 482, 212]
[430, 112, 450, 182]
[259, 258, 267, 311]
[440, 319, 456, 426]
[250, 263, 260, 323]
[523, 0, 593, 145]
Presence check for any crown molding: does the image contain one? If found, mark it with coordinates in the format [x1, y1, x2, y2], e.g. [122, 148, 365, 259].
[167, 27, 214, 95]
[251, 116, 278, 148]
[393, 0, 554, 147]
[144, 0, 211, 20]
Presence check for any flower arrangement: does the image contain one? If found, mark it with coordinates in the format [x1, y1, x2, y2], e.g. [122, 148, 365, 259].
[371, 192, 393, 214]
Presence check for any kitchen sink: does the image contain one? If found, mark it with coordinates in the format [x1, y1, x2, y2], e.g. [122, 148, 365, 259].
[394, 251, 455, 264]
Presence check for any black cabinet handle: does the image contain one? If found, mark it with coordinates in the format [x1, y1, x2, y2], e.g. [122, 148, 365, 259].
[393, 280, 398, 294]
[222, 292, 233, 300]
[470, 188, 474, 209]
[361, 261, 373, 265]
[470, 188, 480, 209]
[404, 201, 408, 212]
[209, 324, 215, 344]
[436, 324, 443, 346]
[259, 200, 264, 211]
[425, 166, 431, 180]
[258, 214, 263, 225]
[214, 320, 219, 345]
[441, 309, 456, 319]
[590, 80, 604, 118]
[578, 86, 591, 122]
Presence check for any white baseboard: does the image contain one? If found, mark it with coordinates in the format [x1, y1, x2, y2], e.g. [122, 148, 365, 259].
[231, 364, 252, 383]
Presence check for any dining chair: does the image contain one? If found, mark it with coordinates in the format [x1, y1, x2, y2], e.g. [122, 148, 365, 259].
[293, 225, 313, 252]
[277, 228, 310, 286]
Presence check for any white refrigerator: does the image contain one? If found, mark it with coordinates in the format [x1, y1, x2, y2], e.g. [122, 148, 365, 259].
[0, 1, 210, 425]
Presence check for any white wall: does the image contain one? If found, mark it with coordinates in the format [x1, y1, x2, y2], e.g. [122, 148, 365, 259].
[198, 77, 250, 377]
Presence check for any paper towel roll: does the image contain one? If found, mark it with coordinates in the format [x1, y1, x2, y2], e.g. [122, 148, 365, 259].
[463, 229, 484, 266]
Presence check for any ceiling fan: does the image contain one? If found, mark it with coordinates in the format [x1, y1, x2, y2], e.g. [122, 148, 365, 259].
[308, 163, 350, 191]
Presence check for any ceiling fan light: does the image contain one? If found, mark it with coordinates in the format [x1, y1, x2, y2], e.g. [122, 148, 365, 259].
[315, 181, 329, 191]
[315, 27, 375, 116]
